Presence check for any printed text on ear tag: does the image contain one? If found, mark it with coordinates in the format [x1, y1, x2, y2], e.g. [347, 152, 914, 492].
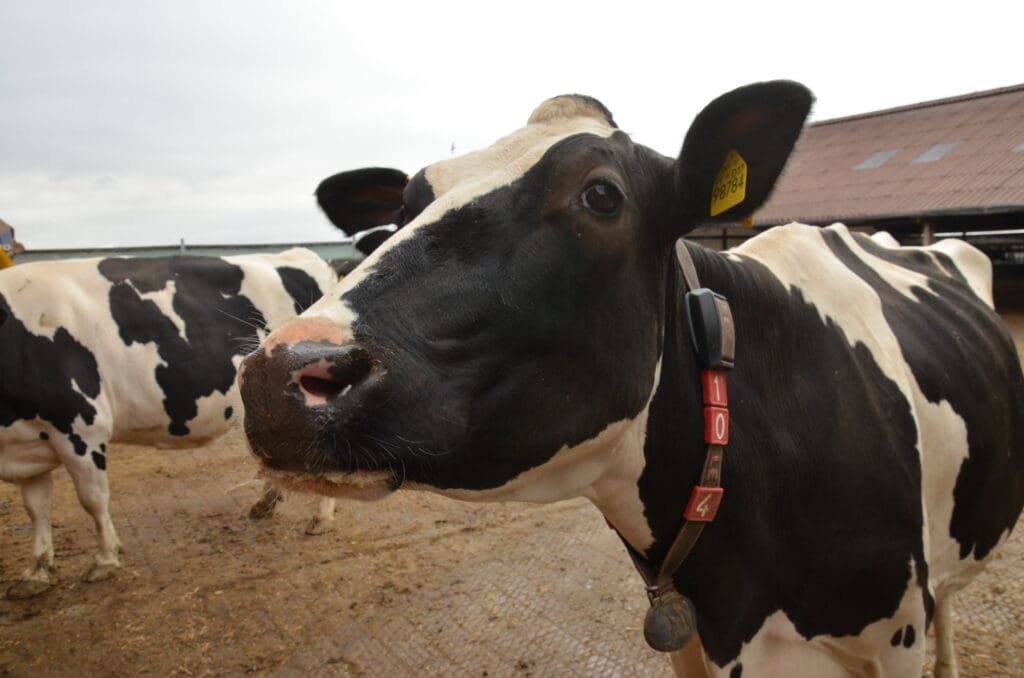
[710, 150, 747, 217]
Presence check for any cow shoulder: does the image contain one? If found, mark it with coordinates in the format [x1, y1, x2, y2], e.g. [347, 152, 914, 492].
[928, 238, 993, 307]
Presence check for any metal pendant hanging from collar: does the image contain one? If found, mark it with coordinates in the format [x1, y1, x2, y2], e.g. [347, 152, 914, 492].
[638, 239, 736, 653]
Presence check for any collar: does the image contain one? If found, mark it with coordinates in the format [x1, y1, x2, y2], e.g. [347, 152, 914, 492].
[609, 238, 735, 653]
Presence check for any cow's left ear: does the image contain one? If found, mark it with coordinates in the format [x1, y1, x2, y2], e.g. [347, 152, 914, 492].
[674, 81, 812, 230]
[315, 167, 408, 237]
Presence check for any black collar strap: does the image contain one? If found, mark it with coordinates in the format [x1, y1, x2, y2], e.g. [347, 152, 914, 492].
[609, 239, 735, 653]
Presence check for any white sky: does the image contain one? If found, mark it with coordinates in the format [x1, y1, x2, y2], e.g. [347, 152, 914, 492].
[2, 1, 1022, 250]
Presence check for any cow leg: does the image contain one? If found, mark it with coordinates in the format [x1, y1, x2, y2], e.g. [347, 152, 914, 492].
[6, 472, 57, 600]
[304, 497, 337, 535]
[248, 482, 283, 519]
[668, 634, 710, 678]
[248, 484, 336, 534]
[933, 595, 959, 678]
[62, 452, 122, 582]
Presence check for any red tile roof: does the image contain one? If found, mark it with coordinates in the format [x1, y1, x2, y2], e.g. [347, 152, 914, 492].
[753, 85, 1024, 226]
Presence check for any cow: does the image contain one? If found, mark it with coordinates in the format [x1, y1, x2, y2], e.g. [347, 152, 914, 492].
[237, 82, 1024, 677]
[1, 248, 339, 599]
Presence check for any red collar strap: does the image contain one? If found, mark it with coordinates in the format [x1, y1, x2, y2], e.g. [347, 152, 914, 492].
[609, 239, 736, 653]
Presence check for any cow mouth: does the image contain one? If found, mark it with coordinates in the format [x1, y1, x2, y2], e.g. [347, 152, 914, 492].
[256, 467, 400, 501]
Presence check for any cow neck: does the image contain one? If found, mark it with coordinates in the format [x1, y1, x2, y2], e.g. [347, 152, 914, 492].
[610, 238, 735, 653]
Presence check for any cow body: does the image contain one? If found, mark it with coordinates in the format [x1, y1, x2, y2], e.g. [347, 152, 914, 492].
[1, 248, 338, 597]
[645, 225, 1020, 676]
[238, 84, 1024, 676]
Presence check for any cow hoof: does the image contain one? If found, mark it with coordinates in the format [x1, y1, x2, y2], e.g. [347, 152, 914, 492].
[248, 499, 278, 521]
[83, 562, 119, 583]
[304, 516, 335, 535]
[6, 578, 54, 600]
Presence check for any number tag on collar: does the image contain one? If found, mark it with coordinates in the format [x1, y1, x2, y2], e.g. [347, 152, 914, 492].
[684, 485, 724, 522]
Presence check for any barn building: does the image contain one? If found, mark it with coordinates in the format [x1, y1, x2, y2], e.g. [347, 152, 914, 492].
[692, 83, 1024, 309]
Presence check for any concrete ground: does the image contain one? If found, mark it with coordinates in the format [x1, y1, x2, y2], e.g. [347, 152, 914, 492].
[0, 437, 674, 676]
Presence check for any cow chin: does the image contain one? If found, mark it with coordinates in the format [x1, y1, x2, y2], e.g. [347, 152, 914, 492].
[256, 467, 398, 502]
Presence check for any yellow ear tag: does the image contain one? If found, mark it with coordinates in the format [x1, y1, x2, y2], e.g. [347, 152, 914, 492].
[710, 150, 747, 217]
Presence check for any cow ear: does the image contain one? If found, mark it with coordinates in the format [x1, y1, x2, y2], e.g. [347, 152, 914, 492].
[315, 168, 408, 236]
[674, 81, 812, 229]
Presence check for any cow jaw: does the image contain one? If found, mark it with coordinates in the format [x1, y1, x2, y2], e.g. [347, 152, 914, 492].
[247, 353, 663, 557]
[438, 361, 663, 556]
[257, 467, 397, 502]
[250, 401, 658, 552]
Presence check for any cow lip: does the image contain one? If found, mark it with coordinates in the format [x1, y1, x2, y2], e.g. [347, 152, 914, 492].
[256, 467, 397, 501]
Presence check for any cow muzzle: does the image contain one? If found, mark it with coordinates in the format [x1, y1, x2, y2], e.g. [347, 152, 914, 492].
[238, 337, 386, 473]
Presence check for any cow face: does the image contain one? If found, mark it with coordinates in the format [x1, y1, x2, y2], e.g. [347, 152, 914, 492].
[240, 82, 811, 502]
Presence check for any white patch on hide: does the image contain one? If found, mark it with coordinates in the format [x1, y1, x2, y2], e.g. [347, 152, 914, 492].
[138, 279, 186, 340]
[929, 238, 993, 307]
[869, 231, 900, 248]
[722, 560, 925, 678]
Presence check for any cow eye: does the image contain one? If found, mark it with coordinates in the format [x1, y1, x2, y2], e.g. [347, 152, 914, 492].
[581, 180, 623, 216]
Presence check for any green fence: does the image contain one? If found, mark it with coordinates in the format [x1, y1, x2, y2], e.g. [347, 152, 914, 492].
[14, 240, 360, 265]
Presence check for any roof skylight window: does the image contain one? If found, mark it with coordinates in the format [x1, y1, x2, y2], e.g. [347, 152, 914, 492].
[912, 142, 961, 163]
[854, 150, 900, 170]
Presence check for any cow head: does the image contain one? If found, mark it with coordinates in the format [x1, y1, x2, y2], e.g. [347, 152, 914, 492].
[240, 82, 811, 515]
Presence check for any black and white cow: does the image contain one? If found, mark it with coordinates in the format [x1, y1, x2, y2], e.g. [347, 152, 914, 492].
[1, 248, 339, 599]
[238, 83, 1024, 677]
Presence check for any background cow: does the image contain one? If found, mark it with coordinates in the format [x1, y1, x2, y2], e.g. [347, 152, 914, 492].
[238, 84, 1024, 677]
[0, 248, 338, 599]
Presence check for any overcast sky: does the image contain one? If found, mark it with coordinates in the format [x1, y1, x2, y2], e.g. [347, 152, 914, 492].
[2, 1, 1022, 250]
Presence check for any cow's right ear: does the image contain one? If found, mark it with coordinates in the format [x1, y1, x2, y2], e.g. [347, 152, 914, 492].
[315, 168, 408, 237]
[673, 81, 812, 231]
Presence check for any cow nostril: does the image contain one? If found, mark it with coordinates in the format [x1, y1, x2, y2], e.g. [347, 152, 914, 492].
[299, 375, 350, 401]
[292, 345, 375, 406]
